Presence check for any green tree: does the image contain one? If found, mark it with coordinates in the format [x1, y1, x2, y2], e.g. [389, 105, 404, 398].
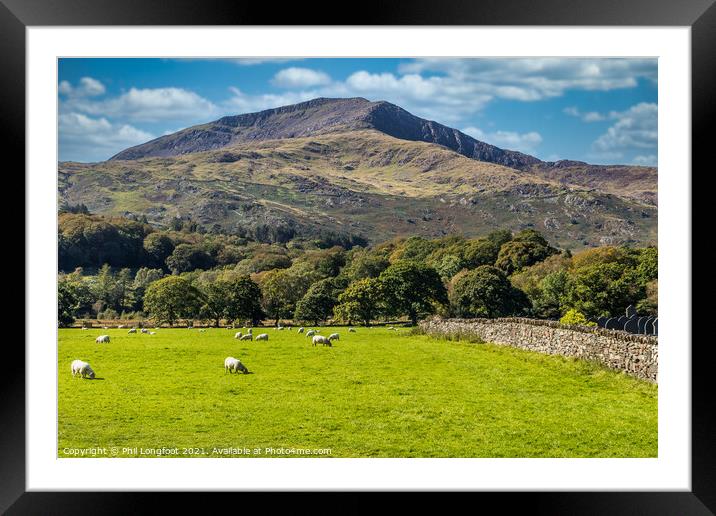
[294, 277, 347, 325]
[389, 236, 439, 263]
[449, 265, 529, 318]
[435, 254, 464, 280]
[486, 229, 513, 248]
[379, 261, 447, 325]
[333, 278, 384, 326]
[343, 249, 390, 281]
[565, 262, 645, 318]
[635, 247, 658, 285]
[636, 279, 658, 315]
[131, 268, 164, 310]
[463, 238, 500, 268]
[143, 233, 175, 269]
[166, 244, 215, 274]
[92, 264, 120, 310]
[144, 276, 201, 325]
[58, 279, 81, 327]
[495, 230, 558, 275]
[199, 275, 264, 327]
[510, 254, 572, 318]
[259, 268, 309, 325]
[116, 268, 134, 312]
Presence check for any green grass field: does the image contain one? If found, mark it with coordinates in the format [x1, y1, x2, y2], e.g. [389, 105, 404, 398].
[58, 327, 657, 458]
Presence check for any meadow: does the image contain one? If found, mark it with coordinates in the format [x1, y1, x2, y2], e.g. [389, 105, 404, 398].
[58, 327, 657, 458]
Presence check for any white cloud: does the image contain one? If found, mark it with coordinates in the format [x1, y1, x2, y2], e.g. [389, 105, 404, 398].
[232, 58, 304, 66]
[59, 112, 153, 162]
[592, 102, 657, 154]
[563, 106, 606, 122]
[632, 154, 657, 166]
[399, 58, 656, 101]
[58, 80, 73, 95]
[272, 67, 331, 88]
[317, 70, 492, 124]
[58, 76, 106, 97]
[64, 87, 218, 122]
[223, 87, 318, 114]
[463, 126, 543, 154]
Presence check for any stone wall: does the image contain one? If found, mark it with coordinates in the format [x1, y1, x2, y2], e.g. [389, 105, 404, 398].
[419, 317, 658, 382]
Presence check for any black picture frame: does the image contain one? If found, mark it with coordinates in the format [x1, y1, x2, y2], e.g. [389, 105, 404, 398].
[5, 0, 711, 512]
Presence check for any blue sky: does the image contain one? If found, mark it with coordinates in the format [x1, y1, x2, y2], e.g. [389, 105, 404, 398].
[58, 58, 657, 165]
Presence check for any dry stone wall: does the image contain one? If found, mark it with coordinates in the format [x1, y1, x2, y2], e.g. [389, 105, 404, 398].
[419, 317, 658, 382]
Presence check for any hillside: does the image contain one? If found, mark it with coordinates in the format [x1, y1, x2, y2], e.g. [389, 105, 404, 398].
[60, 125, 657, 250]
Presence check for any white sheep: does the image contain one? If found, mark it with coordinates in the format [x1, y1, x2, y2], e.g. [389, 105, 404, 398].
[224, 356, 249, 374]
[234, 331, 243, 339]
[95, 335, 110, 344]
[141, 328, 149, 334]
[118, 324, 125, 329]
[239, 334, 253, 341]
[306, 330, 316, 337]
[298, 327, 304, 333]
[312, 335, 332, 347]
[127, 328, 137, 334]
[149, 331, 156, 335]
[255, 333, 269, 341]
[328, 333, 340, 341]
[71, 359, 95, 379]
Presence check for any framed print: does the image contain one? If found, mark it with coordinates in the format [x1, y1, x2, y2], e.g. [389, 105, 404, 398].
[6, 0, 713, 512]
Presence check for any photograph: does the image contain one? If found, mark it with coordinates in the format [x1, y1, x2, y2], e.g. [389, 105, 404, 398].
[56, 56, 659, 459]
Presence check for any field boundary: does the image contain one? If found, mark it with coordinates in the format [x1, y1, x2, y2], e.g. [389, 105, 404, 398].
[419, 317, 658, 382]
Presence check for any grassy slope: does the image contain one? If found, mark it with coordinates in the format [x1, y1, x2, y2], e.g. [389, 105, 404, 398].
[59, 327, 657, 458]
[58, 130, 658, 249]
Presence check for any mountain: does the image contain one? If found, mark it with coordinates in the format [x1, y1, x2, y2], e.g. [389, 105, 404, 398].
[60, 98, 657, 249]
[110, 97, 541, 170]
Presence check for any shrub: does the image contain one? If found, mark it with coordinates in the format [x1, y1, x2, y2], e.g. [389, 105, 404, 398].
[559, 309, 596, 327]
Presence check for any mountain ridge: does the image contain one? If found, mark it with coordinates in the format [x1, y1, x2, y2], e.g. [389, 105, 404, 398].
[109, 97, 542, 170]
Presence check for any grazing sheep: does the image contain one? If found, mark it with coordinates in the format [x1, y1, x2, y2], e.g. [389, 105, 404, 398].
[128, 328, 137, 334]
[234, 331, 243, 339]
[149, 331, 156, 335]
[118, 324, 125, 329]
[312, 335, 332, 347]
[102, 326, 109, 330]
[95, 335, 110, 344]
[71, 359, 95, 379]
[255, 333, 269, 341]
[277, 326, 283, 331]
[298, 327, 304, 333]
[224, 356, 249, 374]
[239, 334, 253, 341]
[348, 327, 356, 332]
[247, 328, 252, 334]
[141, 328, 149, 334]
[328, 333, 340, 341]
[306, 330, 316, 337]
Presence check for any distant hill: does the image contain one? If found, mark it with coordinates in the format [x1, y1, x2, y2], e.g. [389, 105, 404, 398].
[60, 98, 657, 249]
[110, 97, 542, 170]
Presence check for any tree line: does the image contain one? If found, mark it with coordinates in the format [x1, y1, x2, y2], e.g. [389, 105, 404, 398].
[58, 214, 657, 327]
